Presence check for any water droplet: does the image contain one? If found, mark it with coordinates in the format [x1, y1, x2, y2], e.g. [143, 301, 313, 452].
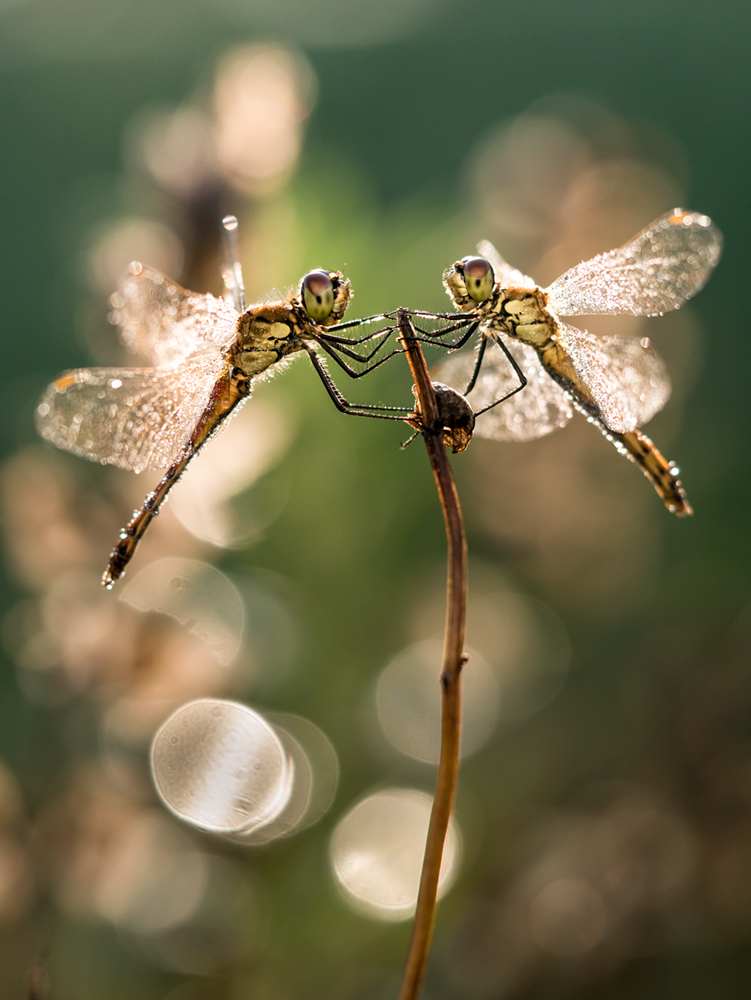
[223, 215, 239, 232]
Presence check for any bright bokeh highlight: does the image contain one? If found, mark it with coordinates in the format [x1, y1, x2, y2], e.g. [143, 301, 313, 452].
[330, 788, 461, 921]
[376, 639, 500, 762]
[152, 699, 292, 835]
[119, 558, 244, 665]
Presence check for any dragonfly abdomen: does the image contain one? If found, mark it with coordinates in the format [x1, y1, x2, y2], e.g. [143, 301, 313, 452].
[537, 337, 600, 414]
[102, 368, 249, 587]
[588, 420, 694, 516]
[534, 337, 691, 515]
[609, 429, 692, 516]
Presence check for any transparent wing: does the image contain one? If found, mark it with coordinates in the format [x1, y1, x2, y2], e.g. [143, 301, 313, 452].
[435, 338, 573, 442]
[477, 240, 536, 289]
[545, 209, 722, 317]
[36, 353, 228, 472]
[555, 323, 671, 432]
[110, 263, 240, 366]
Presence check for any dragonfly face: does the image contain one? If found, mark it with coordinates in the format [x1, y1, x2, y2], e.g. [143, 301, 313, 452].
[444, 256, 495, 309]
[433, 209, 723, 515]
[36, 261, 400, 587]
[300, 269, 351, 324]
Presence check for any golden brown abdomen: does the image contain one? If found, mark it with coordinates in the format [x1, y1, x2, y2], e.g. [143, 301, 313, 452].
[534, 326, 691, 517]
[609, 428, 693, 516]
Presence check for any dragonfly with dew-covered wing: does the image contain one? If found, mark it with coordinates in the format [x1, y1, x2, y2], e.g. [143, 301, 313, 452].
[411, 209, 722, 513]
[36, 220, 406, 587]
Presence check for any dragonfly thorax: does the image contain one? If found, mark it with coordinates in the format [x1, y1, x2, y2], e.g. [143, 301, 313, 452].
[485, 288, 552, 346]
[233, 304, 306, 378]
[443, 264, 551, 345]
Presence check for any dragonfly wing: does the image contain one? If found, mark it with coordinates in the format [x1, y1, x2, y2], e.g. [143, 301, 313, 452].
[435, 338, 573, 442]
[545, 209, 722, 317]
[111, 264, 240, 366]
[555, 322, 671, 432]
[477, 240, 536, 289]
[36, 353, 229, 472]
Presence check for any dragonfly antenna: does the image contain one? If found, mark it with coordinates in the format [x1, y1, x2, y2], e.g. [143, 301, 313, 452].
[221, 214, 246, 313]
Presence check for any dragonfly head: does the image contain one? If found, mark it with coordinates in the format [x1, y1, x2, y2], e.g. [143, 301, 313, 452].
[443, 256, 494, 311]
[300, 269, 351, 326]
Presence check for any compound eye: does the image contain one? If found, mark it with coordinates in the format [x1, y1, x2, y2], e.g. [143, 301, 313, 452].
[461, 256, 494, 302]
[301, 270, 335, 321]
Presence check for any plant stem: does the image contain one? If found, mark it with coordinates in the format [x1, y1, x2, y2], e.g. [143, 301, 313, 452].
[396, 310, 468, 1000]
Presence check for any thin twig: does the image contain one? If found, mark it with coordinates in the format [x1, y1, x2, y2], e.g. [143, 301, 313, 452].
[396, 310, 468, 1000]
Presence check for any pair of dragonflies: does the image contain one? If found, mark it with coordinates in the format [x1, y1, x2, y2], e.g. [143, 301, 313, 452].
[36, 211, 722, 586]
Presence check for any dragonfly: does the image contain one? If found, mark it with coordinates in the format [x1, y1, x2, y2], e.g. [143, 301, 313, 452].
[36, 218, 405, 588]
[410, 209, 722, 514]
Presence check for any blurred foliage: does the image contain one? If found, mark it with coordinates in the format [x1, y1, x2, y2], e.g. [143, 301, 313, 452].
[0, 0, 750, 997]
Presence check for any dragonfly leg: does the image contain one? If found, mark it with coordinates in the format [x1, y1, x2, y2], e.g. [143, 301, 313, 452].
[305, 346, 413, 420]
[471, 336, 528, 416]
[325, 314, 398, 338]
[408, 309, 478, 322]
[103, 370, 248, 587]
[315, 337, 405, 380]
[324, 317, 477, 366]
[407, 318, 480, 350]
[317, 325, 398, 365]
[463, 334, 489, 395]
[323, 316, 477, 358]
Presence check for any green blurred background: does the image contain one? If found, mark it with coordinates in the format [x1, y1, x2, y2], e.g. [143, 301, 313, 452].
[0, 0, 750, 996]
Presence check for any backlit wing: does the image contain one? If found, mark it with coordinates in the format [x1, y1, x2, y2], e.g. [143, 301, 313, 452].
[477, 240, 536, 289]
[36, 353, 228, 472]
[110, 264, 240, 366]
[435, 338, 573, 442]
[555, 323, 671, 432]
[545, 209, 722, 317]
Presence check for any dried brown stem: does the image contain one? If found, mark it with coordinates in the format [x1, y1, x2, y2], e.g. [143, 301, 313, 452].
[396, 310, 468, 1000]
